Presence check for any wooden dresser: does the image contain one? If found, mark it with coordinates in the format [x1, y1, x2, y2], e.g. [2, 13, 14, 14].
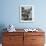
[2, 29, 45, 46]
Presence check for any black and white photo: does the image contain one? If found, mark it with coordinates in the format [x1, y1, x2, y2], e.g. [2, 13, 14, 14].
[20, 5, 34, 22]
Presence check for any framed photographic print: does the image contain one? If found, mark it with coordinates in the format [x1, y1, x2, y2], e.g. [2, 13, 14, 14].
[20, 5, 34, 22]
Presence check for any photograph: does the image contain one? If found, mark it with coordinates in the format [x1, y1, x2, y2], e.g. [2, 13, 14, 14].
[20, 5, 34, 22]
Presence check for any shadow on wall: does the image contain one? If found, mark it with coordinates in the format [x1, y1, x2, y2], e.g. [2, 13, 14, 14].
[0, 24, 7, 43]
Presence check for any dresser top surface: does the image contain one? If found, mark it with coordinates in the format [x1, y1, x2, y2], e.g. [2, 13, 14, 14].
[3, 29, 45, 33]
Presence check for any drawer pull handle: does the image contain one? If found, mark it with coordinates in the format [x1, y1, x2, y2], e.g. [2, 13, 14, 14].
[32, 39, 36, 40]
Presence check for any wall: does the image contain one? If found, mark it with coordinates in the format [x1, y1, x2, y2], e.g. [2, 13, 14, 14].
[0, 0, 46, 29]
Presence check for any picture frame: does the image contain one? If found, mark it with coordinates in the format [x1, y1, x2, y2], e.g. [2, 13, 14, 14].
[20, 5, 34, 22]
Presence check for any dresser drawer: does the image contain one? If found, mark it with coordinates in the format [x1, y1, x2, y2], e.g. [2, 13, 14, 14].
[32, 44, 44, 46]
[3, 32, 23, 36]
[3, 35, 23, 44]
[24, 32, 44, 36]
[3, 42, 23, 46]
[32, 36, 45, 44]
[3, 36, 23, 46]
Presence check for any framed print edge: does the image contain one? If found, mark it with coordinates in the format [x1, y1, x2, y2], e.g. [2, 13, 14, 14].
[20, 5, 35, 22]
